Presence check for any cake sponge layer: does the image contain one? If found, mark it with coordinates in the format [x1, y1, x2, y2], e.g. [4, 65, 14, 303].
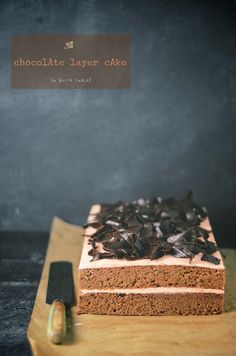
[78, 287, 224, 316]
[79, 264, 224, 290]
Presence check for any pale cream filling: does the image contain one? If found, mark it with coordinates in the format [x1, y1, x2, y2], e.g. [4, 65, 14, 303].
[79, 205, 224, 270]
[80, 286, 224, 295]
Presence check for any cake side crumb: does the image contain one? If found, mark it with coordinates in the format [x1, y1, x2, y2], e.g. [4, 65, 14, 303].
[78, 291, 224, 316]
[79, 264, 225, 290]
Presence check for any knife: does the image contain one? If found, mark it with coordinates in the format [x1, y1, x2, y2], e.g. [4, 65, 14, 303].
[46, 261, 75, 344]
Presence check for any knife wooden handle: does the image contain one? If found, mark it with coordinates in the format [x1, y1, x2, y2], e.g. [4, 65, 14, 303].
[47, 300, 66, 344]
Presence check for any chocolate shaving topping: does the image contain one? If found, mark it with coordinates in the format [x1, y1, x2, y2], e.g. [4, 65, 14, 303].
[84, 191, 221, 265]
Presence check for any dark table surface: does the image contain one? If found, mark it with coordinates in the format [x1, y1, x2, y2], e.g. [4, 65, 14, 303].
[0, 232, 49, 356]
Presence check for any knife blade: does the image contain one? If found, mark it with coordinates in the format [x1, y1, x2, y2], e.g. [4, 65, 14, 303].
[46, 261, 75, 344]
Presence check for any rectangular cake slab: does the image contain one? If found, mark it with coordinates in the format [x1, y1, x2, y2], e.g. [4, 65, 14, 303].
[78, 204, 225, 316]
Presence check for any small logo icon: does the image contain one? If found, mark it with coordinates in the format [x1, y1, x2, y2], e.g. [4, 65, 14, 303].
[64, 40, 74, 49]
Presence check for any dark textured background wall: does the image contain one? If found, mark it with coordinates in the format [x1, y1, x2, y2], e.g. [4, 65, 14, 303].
[0, 0, 235, 246]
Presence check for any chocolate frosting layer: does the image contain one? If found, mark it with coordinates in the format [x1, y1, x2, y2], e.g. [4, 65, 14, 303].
[84, 191, 221, 265]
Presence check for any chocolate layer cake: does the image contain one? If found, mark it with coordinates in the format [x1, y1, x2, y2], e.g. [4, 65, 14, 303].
[78, 192, 225, 315]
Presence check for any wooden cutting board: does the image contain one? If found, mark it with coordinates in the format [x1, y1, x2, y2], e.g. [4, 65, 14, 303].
[27, 217, 236, 355]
